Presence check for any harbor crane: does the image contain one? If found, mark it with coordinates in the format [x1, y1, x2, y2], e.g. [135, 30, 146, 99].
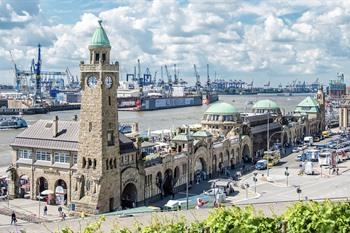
[9, 44, 74, 99]
[193, 64, 201, 93]
[206, 64, 211, 89]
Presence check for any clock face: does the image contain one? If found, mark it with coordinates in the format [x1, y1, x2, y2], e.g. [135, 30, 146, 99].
[105, 76, 113, 89]
[87, 75, 97, 88]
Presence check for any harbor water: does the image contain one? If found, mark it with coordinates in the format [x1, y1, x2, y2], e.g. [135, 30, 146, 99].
[0, 94, 311, 168]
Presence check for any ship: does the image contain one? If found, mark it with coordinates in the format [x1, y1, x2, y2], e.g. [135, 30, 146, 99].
[0, 116, 27, 129]
[117, 62, 218, 111]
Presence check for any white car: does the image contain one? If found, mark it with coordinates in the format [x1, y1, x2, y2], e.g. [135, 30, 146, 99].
[292, 147, 300, 153]
[204, 188, 225, 196]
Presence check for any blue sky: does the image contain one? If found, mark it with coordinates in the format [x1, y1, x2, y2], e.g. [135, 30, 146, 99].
[1, 0, 350, 86]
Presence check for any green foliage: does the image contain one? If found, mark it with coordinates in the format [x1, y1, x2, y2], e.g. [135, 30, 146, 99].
[54, 201, 350, 233]
[205, 205, 279, 233]
[283, 200, 350, 233]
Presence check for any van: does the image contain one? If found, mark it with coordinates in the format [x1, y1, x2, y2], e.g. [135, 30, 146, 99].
[255, 160, 267, 170]
[304, 136, 313, 146]
[304, 161, 315, 175]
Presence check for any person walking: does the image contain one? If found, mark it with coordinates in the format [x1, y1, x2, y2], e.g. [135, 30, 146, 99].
[61, 212, 66, 221]
[43, 205, 48, 216]
[11, 211, 16, 225]
[58, 206, 62, 217]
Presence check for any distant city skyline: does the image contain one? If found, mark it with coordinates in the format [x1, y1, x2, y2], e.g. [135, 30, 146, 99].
[0, 0, 350, 86]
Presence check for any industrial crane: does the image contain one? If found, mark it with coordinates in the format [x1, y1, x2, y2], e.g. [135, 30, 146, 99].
[193, 64, 201, 93]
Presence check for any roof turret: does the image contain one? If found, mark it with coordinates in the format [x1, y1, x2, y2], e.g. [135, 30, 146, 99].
[89, 20, 111, 49]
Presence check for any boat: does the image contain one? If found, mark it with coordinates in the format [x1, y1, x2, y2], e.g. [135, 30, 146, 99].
[0, 116, 27, 129]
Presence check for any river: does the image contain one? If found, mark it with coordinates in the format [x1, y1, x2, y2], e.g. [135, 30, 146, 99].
[0, 94, 311, 167]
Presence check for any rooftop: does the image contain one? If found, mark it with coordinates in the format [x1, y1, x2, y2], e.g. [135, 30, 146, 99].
[252, 99, 280, 109]
[205, 102, 238, 115]
[11, 119, 135, 153]
[89, 20, 111, 49]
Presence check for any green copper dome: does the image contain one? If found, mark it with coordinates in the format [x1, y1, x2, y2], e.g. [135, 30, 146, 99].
[252, 99, 279, 109]
[89, 20, 111, 48]
[294, 96, 320, 113]
[205, 102, 238, 115]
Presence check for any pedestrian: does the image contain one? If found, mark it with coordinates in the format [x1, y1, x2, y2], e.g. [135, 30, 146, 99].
[43, 205, 48, 216]
[11, 211, 16, 225]
[58, 206, 62, 217]
[61, 212, 66, 221]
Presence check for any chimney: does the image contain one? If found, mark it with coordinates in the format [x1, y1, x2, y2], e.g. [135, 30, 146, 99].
[53, 116, 59, 137]
[73, 115, 78, 121]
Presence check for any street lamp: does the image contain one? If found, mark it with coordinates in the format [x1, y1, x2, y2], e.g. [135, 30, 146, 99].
[296, 186, 302, 201]
[285, 167, 289, 186]
[253, 172, 258, 193]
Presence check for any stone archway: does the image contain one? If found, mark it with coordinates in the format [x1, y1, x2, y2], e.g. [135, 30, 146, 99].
[230, 149, 235, 169]
[212, 154, 217, 175]
[18, 175, 30, 198]
[156, 171, 162, 191]
[55, 179, 68, 205]
[121, 183, 138, 209]
[36, 177, 48, 196]
[225, 150, 230, 167]
[242, 144, 251, 163]
[163, 169, 173, 196]
[173, 166, 180, 186]
[194, 157, 207, 183]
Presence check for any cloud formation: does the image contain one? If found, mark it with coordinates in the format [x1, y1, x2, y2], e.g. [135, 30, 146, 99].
[1, 0, 350, 85]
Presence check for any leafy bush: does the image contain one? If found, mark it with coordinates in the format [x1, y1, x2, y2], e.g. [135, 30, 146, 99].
[283, 200, 350, 233]
[49, 201, 350, 233]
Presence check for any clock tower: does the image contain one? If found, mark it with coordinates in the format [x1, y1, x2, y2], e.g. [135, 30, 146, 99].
[72, 20, 120, 213]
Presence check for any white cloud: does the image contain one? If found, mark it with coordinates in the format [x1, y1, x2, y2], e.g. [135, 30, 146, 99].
[1, 0, 350, 85]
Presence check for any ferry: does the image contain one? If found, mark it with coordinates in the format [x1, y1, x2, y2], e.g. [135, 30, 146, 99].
[0, 116, 27, 129]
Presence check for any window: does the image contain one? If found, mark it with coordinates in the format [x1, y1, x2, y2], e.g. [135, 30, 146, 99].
[102, 53, 106, 61]
[95, 53, 100, 62]
[83, 157, 86, 168]
[18, 149, 32, 159]
[36, 151, 51, 161]
[54, 152, 70, 163]
[108, 96, 111, 106]
[93, 159, 96, 169]
[107, 130, 115, 146]
[89, 122, 92, 132]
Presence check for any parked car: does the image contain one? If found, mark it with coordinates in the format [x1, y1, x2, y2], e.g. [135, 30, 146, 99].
[292, 147, 300, 153]
[295, 154, 303, 161]
[255, 159, 267, 170]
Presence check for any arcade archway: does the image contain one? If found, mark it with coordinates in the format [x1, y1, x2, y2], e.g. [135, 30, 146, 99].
[194, 157, 207, 183]
[121, 183, 138, 209]
[18, 175, 30, 198]
[162, 169, 173, 196]
[55, 179, 68, 205]
[242, 144, 251, 163]
[36, 177, 48, 196]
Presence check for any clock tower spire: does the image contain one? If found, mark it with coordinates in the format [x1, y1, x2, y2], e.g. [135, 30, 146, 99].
[72, 20, 120, 213]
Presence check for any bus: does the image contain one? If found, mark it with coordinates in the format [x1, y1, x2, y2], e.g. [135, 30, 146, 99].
[304, 149, 320, 162]
[263, 150, 281, 167]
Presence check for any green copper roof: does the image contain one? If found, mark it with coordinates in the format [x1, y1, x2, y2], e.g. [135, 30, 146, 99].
[205, 102, 238, 115]
[172, 133, 193, 142]
[89, 20, 111, 48]
[294, 96, 320, 113]
[252, 99, 279, 109]
[297, 96, 319, 107]
[193, 130, 213, 138]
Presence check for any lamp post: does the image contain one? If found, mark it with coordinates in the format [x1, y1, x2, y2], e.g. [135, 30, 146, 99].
[285, 167, 289, 186]
[296, 186, 302, 201]
[253, 172, 258, 193]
